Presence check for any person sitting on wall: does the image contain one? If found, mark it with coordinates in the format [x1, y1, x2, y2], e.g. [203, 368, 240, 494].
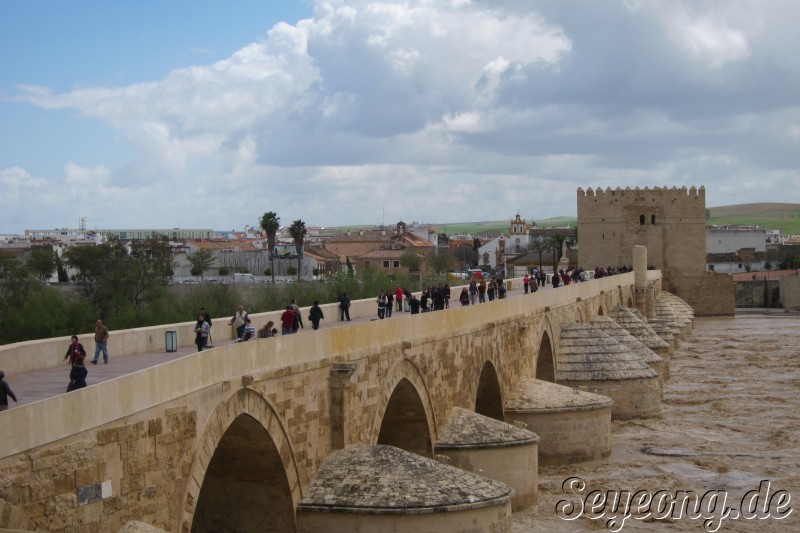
[239, 318, 256, 342]
[258, 321, 275, 338]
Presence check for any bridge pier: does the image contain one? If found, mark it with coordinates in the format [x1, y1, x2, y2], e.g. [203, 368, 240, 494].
[434, 407, 539, 511]
[558, 323, 662, 420]
[296, 445, 514, 533]
[505, 378, 613, 466]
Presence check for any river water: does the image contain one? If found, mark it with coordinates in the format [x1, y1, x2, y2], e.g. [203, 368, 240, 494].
[512, 312, 800, 532]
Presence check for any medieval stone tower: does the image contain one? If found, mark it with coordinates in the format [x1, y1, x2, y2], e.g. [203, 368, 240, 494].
[577, 186, 733, 315]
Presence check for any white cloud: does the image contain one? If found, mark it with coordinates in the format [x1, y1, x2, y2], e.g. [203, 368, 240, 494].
[63, 162, 111, 185]
[4, 0, 800, 233]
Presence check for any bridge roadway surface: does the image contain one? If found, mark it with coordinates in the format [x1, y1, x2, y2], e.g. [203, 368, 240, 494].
[8, 282, 551, 408]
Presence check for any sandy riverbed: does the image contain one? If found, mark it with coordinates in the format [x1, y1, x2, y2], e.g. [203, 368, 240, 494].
[512, 313, 800, 532]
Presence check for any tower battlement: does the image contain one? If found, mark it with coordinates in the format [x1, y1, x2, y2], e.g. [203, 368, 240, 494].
[577, 185, 705, 200]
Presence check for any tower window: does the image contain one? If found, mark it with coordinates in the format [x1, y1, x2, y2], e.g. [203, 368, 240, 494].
[639, 215, 645, 225]
[651, 215, 656, 225]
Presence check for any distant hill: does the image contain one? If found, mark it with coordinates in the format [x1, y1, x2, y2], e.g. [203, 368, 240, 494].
[339, 203, 799, 238]
[707, 203, 800, 235]
[439, 217, 576, 236]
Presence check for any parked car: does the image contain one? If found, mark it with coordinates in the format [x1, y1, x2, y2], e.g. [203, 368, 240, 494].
[232, 273, 256, 283]
[468, 269, 485, 281]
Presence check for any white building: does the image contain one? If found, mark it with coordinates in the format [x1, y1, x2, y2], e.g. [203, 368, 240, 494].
[477, 214, 534, 269]
[706, 227, 768, 254]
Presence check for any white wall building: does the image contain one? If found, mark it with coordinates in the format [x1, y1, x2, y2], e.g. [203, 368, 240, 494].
[706, 227, 768, 254]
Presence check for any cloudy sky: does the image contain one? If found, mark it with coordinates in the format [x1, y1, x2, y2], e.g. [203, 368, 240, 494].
[2, 0, 799, 234]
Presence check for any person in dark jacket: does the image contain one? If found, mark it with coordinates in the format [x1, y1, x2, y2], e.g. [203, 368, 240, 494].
[64, 335, 87, 365]
[309, 301, 325, 330]
[409, 294, 421, 315]
[66, 354, 88, 392]
[338, 291, 351, 321]
[0, 370, 17, 411]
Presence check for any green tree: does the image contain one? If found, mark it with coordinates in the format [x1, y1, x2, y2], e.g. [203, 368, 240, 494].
[546, 234, 565, 270]
[0, 250, 23, 281]
[186, 248, 215, 282]
[400, 248, 421, 271]
[27, 247, 56, 281]
[427, 250, 455, 277]
[260, 211, 280, 283]
[63, 237, 174, 319]
[54, 252, 69, 282]
[288, 219, 307, 281]
[453, 246, 478, 268]
[528, 239, 548, 270]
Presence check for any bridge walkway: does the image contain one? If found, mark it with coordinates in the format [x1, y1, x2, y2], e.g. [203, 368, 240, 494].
[7, 282, 549, 408]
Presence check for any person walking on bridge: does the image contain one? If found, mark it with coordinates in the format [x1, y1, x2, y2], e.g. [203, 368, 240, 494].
[66, 353, 88, 393]
[64, 335, 86, 365]
[0, 370, 17, 411]
[91, 319, 109, 365]
[309, 301, 324, 330]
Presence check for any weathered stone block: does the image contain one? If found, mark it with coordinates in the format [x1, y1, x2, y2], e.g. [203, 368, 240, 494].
[148, 418, 163, 438]
[97, 427, 120, 445]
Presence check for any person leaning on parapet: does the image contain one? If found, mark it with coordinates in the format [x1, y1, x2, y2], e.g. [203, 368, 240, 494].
[395, 286, 404, 312]
[199, 306, 213, 347]
[91, 319, 109, 365]
[0, 370, 17, 411]
[228, 305, 248, 340]
[339, 290, 351, 321]
[64, 335, 87, 365]
[66, 352, 88, 393]
[309, 301, 324, 330]
[195, 312, 210, 352]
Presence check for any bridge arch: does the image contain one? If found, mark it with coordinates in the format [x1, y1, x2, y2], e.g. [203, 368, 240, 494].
[535, 318, 557, 383]
[575, 307, 585, 323]
[475, 360, 504, 421]
[371, 358, 436, 457]
[597, 304, 605, 316]
[181, 388, 301, 533]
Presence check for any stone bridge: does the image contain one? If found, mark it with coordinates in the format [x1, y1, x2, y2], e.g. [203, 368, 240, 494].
[0, 266, 681, 532]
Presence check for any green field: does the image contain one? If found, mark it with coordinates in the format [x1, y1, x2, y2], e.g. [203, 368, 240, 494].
[707, 203, 800, 236]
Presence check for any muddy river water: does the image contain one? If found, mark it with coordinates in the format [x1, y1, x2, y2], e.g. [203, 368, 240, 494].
[512, 312, 800, 532]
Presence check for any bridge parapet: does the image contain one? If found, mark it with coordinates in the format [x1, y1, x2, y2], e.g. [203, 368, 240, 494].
[1, 273, 639, 460]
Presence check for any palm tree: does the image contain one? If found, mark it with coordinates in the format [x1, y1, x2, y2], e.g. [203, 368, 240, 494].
[260, 211, 280, 283]
[528, 239, 548, 271]
[546, 234, 566, 271]
[288, 219, 307, 281]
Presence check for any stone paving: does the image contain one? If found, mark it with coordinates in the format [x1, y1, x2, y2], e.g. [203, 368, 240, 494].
[5, 281, 547, 408]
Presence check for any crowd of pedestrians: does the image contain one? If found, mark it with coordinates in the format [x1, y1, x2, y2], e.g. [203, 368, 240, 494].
[1, 266, 636, 410]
